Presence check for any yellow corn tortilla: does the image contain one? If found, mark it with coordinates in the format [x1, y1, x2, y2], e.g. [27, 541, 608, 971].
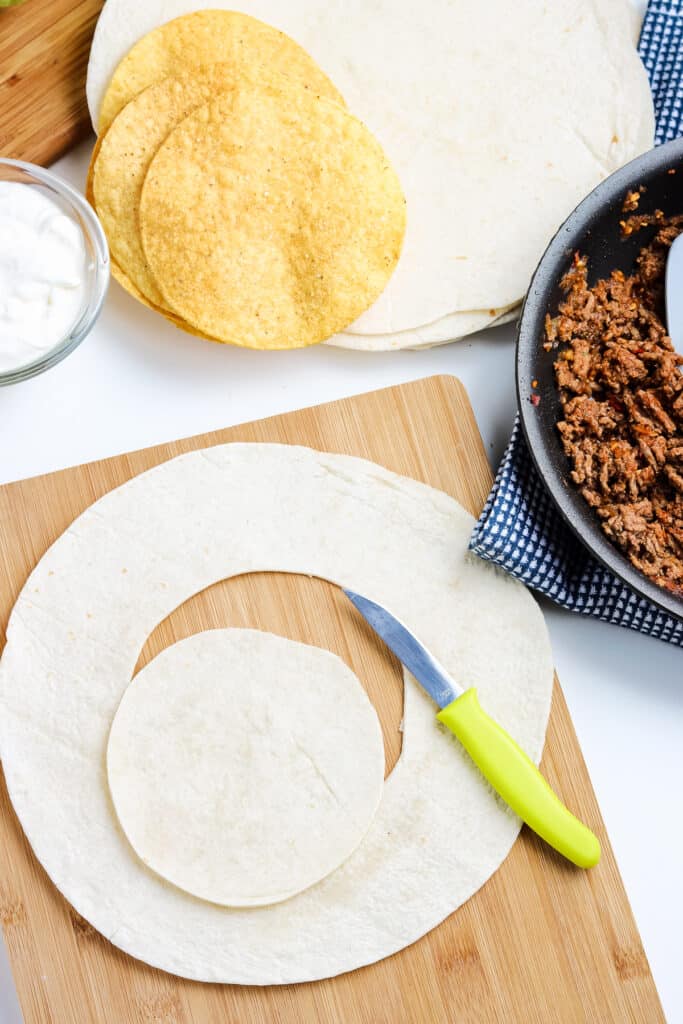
[98, 9, 344, 133]
[139, 82, 406, 349]
[88, 125, 218, 337]
[92, 63, 343, 314]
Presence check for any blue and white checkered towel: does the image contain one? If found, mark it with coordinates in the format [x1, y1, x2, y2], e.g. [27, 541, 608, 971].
[470, 0, 683, 645]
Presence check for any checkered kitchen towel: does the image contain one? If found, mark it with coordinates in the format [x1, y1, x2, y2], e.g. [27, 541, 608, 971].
[469, 0, 683, 645]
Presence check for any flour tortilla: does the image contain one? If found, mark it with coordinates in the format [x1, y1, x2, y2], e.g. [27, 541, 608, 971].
[329, 304, 520, 351]
[108, 629, 384, 907]
[0, 444, 553, 983]
[86, 0, 654, 344]
[405, 307, 519, 351]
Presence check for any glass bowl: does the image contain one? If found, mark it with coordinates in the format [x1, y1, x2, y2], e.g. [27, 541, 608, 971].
[0, 158, 109, 387]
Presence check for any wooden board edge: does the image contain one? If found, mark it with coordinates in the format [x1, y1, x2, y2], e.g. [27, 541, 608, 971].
[0, 375, 471, 494]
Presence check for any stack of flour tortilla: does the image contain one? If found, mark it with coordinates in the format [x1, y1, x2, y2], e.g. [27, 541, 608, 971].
[87, 0, 654, 350]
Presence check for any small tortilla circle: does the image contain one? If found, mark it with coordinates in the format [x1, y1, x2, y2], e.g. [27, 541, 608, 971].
[107, 629, 385, 908]
[139, 83, 406, 349]
[98, 9, 345, 134]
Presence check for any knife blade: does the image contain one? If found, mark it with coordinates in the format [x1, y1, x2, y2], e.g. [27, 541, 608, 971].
[344, 588, 600, 869]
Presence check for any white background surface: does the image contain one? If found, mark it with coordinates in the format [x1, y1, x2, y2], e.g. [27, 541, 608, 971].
[1, 130, 682, 1022]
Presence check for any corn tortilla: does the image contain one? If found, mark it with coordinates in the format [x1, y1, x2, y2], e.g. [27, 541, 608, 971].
[93, 64, 342, 315]
[98, 9, 344, 134]
[139, 82, 406, 349]
[88, 137, 152, 308]
[88, 125, 219, 339]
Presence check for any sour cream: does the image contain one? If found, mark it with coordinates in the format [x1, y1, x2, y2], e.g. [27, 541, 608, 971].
[0, 182, 87, 374]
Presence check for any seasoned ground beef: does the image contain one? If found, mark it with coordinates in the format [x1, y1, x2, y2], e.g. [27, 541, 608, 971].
[548, 213, 683, 595]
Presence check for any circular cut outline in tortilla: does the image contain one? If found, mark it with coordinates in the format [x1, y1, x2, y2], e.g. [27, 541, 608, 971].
[0, 444, 553, 983]
[86, 0, 654, 337]
[107, 628, 385, 907]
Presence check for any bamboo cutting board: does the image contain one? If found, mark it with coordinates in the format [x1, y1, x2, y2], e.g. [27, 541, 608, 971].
[0, 376, 662, 1023]
[0, 0, 102, 166]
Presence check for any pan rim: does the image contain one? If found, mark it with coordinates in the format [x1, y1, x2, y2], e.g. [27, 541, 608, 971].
[516, 136, 683, 626]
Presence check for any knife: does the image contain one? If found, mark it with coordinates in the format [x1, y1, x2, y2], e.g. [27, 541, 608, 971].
[343, 589, 600, 869]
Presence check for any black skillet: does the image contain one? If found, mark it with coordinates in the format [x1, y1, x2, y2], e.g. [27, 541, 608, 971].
[516, 135, 683, 622]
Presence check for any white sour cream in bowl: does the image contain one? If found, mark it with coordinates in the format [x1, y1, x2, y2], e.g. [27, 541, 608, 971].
[0, 183, 86, 372]
[0, 160, 109, 386]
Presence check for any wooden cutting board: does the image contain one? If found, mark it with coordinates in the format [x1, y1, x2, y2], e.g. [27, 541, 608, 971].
[0, 0, 103, 166]
[0, 376, 662, 1024]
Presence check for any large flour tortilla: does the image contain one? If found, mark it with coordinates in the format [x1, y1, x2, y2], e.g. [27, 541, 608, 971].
[108, 629, 384, 907]
[0, 444, 553, 983]
[330, 304, 520, 351]
[87, 0, 654, 348]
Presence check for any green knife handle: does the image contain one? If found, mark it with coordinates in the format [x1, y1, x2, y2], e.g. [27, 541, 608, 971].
[437, 688, 600, 869]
